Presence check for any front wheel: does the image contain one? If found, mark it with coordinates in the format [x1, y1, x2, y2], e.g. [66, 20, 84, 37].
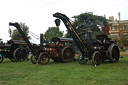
[92, 51, 102, 66]
[78, 53, 88, 65]
[38, 52, 50, 65]
[30, 55, 38, 64]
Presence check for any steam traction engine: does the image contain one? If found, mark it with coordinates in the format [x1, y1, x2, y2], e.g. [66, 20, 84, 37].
[31, 37, 75, 64]
[53, 12, 120, 66]
[0, 40, 28, 63]
[46, 37, 75, 63]
[9, 23, 75, 65]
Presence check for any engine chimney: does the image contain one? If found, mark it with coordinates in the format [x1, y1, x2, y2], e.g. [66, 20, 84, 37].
[118, 12, 121, 22]
[40, 33, 43, 45]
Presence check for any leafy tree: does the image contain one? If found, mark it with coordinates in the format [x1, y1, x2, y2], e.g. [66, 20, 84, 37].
[11, 22, 30, 40]
[0, 38, 3, 43]
[65, 12, 108, 41]
[44, 27, 63, 41]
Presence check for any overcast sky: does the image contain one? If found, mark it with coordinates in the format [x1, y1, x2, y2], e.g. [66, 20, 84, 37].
[0, 0, 128, 43]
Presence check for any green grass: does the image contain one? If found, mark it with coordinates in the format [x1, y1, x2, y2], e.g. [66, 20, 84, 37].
[0, 56, 128, 85]
[120, 51, 128, 57]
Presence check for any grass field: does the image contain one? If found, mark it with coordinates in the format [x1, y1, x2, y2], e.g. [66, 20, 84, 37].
[0, 53, 128, 85]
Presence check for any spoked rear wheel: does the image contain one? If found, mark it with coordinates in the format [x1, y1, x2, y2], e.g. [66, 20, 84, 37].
[13, 48, 28, 62]
[92, 51, 102, 66]
[38, 52, 50, 65]
[61, 47, 75, 63]
[108, 44, 120, 63]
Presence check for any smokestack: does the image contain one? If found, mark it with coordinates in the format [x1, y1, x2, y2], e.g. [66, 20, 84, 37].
[40, 33, 43, 45]
[118, 12, 121, 21]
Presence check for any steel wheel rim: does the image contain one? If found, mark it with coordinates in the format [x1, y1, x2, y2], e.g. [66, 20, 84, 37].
[78, 54, 88, 64]
[39, 52, 50, 65]
[31, 55, 38, 64]
[92, 51, 102, 66]
[112, 46, 120, 62]
[14, 48, 28, 61]
[62, 47, 75, 63]
[108, 44, 120, 63]
[94, 53, 101, 65]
